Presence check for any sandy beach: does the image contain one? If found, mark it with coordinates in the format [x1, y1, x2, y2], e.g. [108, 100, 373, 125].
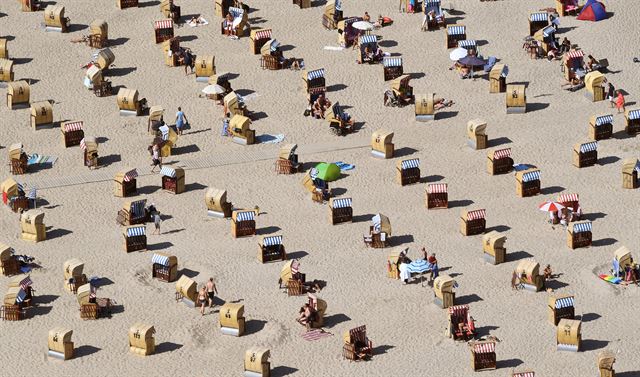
[1, 0, 639, 376]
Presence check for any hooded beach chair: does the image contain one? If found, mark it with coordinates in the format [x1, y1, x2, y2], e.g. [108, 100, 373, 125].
[556, 0, 579, 16]
[160, 166, 185, 194]
[259, 235, 286, 263]
[342, 325, 373, 361]
[224, 91, 246, 116]
[206, 188, 233, 217]
[358, 35, 379, 64]
[44, 5, 70, 33]
[336, 16, 362, 48]
[470, 341, 497, 371]
[589, 114, 613, 140]
[21, 0, 41, 12]
[117, 0, 139, 9]
[2, 287, 27, 320]
[232, 210, 256, 238]
[195, 55, 216, 82]
[244, 348, 271, 377]
[221, 7, 249, 37]
[0, 244, 19, 277]
[529, 12, 549, 36]
[151, 252, 178, 282]
[624, 109, 640, 136]
[88, 20, 108, 48]
[154, 19, 174, 44]
[175, 275, 197, 306]
[557, 319, 581, 352]
[482, 231, 506, 264]
[515, 168, 541, 197]
[8, 143, 28, 175]
[20, 210, 46, 242]
[487, 148, 513, 175]
[467, 119, 487, 150]
[123, 225, 147, 252]
[117, 88, 147, 116]
[6, 81, 30, 109]
[0, 59, 13, 82]
[597, 351, 616, 377]
[563, 50, 584, 81]
[0, 38, 6, 59]
[371, 130, 394, 158]
[364, 213, 391, 248]
[426, 183, 448, 209]
[573, 141, 598, 168]
[30, 101, 53, 130]
[113, 168, 138, 197]
[63, 258, 87, 293]
[506, 84, 526, 114]
[584, 71, 606, 102]
[229, 115, 255, 145]
[460, 209, 486, 236]
[47, 328, 74, 360]
[86, 66, 112, 97]
[250, 28, 272, 54]
[81, 137, 99, 168]
[622, 159, 640, 189]
[276, 144, 300, 174]
[220, 303, 245, 336]
[514, 260, 545, 291]
[382, 57, 403, 81]
[302, 68, 326, 103]
[446, 24, 466, 48]
[129, 324, 155, 356]
[329, 197, 353, 225]
[322, 0, 343, 30]
[548, 295, 575, 325]
[433, 274, 456, 308]
[567, 220, 592, 249]
[160, 0, 180, 23]
[61, 121, 84, 148]
[396, 158, 420, 186]
[116, 199, 147, 226]
[489, 64, 508, 93]
[260, 39, 285, 70]
[424, 0, 446, 30]
[447, 305, 475, 340]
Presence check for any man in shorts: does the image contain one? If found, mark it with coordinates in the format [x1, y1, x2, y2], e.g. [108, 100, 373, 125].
[206, 277, 218, 308]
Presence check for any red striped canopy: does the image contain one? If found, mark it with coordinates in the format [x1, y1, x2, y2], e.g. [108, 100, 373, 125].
[154, 19, 174, 30]
[565, 50, 584, 60]
[80, 138, 87, 150]
[467, 209, 486, 220]
[557, 193, 579, 203]
[255, 29, 272, 40]
[448, 304, 469, 316]
[291, 261, 300, 274]
[19, 276, 33, 290]
[513, 372, 535, 377]
[64, 121, 84, 132]
[473, 342, 495, 354]
[427, 183, 448, 194]
[124, 169, 138, 182]
[493, 148, 512, 160]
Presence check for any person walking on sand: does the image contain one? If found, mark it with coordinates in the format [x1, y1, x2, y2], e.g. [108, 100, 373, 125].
[152, 212, 162, 235]
[175, 107, 188, 135]
[206, 278, 218, 308]
[606, 81, 616, 108]
[198, 287, 207, 316]
[150, 144, 162, 172]
[615, 90, 626, 113]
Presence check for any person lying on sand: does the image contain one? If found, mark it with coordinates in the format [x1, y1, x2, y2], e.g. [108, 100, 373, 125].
[434, 98, 455, 110]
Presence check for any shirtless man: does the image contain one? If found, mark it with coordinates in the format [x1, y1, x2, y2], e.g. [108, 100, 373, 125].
[206, 277, 218, 308]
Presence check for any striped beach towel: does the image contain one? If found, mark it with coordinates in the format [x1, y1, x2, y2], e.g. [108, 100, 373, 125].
[599, 274, 622, 285]
[302, 329, 333, 341]
[27, 154, 58, 166]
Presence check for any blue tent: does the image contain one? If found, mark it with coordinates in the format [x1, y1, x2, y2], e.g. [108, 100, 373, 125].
[577, 0, 607, 21]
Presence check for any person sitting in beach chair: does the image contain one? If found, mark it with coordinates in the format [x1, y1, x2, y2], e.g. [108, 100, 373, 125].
[544, 264, 553, 280]
[326, 102, 354, 136]
[434, 98, 455, 110]
[312, 94, 332, 119]
[223, 13, 236, 37]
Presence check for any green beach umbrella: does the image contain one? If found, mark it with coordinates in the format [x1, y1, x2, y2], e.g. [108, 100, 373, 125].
[314, 162, 341, 182]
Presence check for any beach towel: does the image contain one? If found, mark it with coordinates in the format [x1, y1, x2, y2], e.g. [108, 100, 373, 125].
[324, 46, 345, 51]
[256, 134, 285, 144]
[302, 329, 333, 341]
[188, 17, 209, 27]
[27, 154, 58, 166]
[333, 161, 355, 171]
[599, 274, 622, 284]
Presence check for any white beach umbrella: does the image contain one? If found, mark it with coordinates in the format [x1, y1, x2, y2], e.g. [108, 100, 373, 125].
[449, 47, 468, 61]
[202, 85, 226, 95]
[352, 21, 374, 31]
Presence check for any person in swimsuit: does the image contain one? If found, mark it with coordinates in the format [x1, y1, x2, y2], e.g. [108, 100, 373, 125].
[198, 287, 207, 315]
[206, 278, 218, 308]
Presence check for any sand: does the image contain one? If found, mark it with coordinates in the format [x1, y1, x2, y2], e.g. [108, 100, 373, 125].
[1, 0, 639, 376]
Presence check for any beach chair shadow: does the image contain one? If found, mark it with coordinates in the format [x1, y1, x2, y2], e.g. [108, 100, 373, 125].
[155, 342, 183, 354]
[74, 345, 101, 358]
[244, 319, 267, 335]
[271, 366, 298, 377]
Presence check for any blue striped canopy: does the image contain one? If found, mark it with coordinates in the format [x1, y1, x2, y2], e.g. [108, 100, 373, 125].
[360, 35, 377, 44]
[424, 0, 440, 4]
[27, 187, 37, 200]
[236, 211, 255, 222]
[307, 69, 325, 80]
[263, 235, 283, 246]
[332, 198, 352, 208]
[555, 296, 574, 309]
[383, 57, 402, 67]
[229, 6, 244, 18]
[15, 288, 27, 303]
[447, 25, 465, 35]
[530, 12, 549, 22]
[522, 170, 541, 182]
[335, 0, 342, 11]
[127, 226, 146, 237]
[580, 142, 598, 153]
[542, 25, 555, 37]
[151, 253, 170, 266]
[131, 200, 146, 216]
[457, 40, 477, 49]
[406, 259, 432, 274]
[628, 110, 640, 120]
[595, 114, 613, 126]
[160, 166, 176, 178]
[573, 221, 592, 233]
[270, 39, 281, 51]
[401, 159, 420, 170]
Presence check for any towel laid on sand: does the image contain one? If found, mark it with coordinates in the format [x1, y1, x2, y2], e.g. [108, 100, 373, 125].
[333, 161, 355, 171]
[27, 154, 58, 166]
[256, 134, 285, 144]
[302, 329, 333, 341]
[188, 17, 209, 27]
[324, 46, 344, 51]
